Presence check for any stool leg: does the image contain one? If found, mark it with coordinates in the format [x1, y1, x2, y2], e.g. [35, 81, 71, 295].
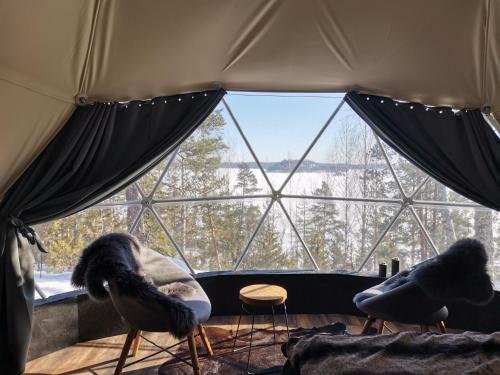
[232, 304, 244, 352]
[361, 316, 376, 334]
[246, 313, 255, 374]
[271, 305, 276, 344]
[283, 302, 290, 338]
[437, 321, 446, 333]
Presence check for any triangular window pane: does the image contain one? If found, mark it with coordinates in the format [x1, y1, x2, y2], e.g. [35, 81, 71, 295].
[381, 143, 428, 197]
[238, 203, 315, 270]
[130, 209, 191, 272]
[100, 158, 174, 205]
[154, 104, 270, 200]
[33, 206, 131, 296]
[413, 205, 476, 251]
[415, 177, 476, 204]
[135, 158, 172, 197]
[130, 209, 179, 257]
[100, 183, 143, 205]
[36, 206, 131, 268]
[283, 197, 399, 272]
[155, 199, 270, 272]
[361, 208, 436, 274]
[225, 93, 343, 191]
[283, 105, 396, 199]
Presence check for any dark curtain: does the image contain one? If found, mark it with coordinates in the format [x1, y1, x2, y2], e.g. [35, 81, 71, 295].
[346, 92, 500, 210]
[0, 89, 225, 374]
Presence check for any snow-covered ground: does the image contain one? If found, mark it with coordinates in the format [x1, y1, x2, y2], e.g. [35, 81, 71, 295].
[35, 271, 75, 298]
[34, 257, 191, 299]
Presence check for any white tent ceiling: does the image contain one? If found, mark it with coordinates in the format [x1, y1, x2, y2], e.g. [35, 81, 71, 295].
[1, 0, 499, 196]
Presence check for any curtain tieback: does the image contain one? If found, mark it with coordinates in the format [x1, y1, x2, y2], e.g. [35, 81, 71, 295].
[4, 216, 47, 253]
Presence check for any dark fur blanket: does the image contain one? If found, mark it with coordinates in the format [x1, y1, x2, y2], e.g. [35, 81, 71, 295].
[71, 233, 195, 338]
[356, 239, 494, 306]
[410, 239, 494, 305]
[283, 325, 500, 375]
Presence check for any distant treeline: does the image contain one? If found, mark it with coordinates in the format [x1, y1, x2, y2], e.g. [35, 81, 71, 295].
[221, 160, 387, 173]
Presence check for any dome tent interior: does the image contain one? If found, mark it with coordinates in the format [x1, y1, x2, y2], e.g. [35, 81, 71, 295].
[3, 0, 500, 197]
[1, 1, 499, 375]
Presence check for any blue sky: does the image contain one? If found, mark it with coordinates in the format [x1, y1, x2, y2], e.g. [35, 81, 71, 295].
[219, 91, 349, 163]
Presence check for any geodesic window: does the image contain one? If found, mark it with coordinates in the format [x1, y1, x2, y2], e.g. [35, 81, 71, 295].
[34, 92, 500, 298]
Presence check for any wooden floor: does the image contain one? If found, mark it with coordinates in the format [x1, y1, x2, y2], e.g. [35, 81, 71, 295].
[25, 314, 447, 375]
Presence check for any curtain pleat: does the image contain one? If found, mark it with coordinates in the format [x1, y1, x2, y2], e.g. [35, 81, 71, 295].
[346, 92, 500, 211]
[0, 89, 225, 374]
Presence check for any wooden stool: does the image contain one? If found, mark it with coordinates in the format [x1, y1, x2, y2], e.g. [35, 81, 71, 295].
[232, 284, 289, 374]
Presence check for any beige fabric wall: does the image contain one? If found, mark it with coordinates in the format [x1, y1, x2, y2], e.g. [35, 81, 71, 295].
[0, 0, 95, 196]
[0, 81, 74, 197]
[85, 0, 489, 109]
[1, 0, 498, 196]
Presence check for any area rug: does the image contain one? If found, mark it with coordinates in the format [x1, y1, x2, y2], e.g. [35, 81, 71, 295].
[158, 325, 287, 374]
[158, 323, 347, 374]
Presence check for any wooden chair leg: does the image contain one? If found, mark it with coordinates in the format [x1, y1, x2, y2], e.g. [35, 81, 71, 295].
[114, 328, 138, 375]
[377, 320, 385, 334]
[437, 321, 446, 333]
[187, 333, 201, 375]
[132, 330, 142, 357]
[361, 316, 376, 334]
[198, 324, 214, 356]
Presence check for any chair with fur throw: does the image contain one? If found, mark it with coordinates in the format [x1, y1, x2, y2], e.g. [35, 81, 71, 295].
[71, 233, 213, 375]
[353, 238, 494, 334]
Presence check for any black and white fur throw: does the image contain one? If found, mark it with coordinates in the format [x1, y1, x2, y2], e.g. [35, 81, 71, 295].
[71, 233, 195, 338]
[410, 238, 494, 305]
[376, 238, 494, 305]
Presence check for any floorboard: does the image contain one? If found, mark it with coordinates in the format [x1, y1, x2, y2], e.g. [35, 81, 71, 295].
[25, 314, 456, 374]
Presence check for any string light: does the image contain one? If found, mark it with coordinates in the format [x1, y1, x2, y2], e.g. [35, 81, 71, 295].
[380, 100, 384, 103]
[410, 105, 414, 109]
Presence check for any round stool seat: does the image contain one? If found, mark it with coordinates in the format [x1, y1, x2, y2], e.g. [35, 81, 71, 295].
[239, 284, 287, 307]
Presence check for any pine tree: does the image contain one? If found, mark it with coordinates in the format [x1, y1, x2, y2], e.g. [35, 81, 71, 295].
[358, 143, 399, 271]
[304, 181, 344, 270]
[161, 109, 231, 270]
[233, 163, 262, 260]
[246, 209, 288, 269]
[235, 163, 260, 195]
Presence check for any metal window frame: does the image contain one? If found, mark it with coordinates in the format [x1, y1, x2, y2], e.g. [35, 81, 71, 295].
[36, 94, 489, 298]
